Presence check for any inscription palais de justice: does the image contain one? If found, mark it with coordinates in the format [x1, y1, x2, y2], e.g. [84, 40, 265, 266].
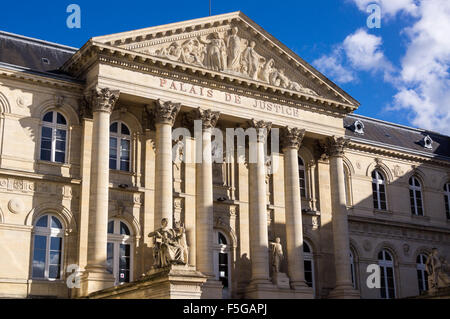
[159, 78, 300, 118]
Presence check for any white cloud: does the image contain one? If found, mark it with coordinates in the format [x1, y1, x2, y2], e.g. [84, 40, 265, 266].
[386, 0, 450, 134]
[313, 29, 391, 84]
[350, 0, 419, 17]
[312, 48, 356, 83]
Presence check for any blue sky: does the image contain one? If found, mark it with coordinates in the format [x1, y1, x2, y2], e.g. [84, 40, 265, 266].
[1, 0, 449, 135]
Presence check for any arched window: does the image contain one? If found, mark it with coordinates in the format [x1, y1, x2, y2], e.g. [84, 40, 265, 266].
[213, 230, 231, 298]
[40, 111, 67, 163]
[303, 241, 315, 293]
[350, 250, 357, 289]
[444, 183, 450, 220]
[378, 250, 396, 299]
[32, 214, 64, 280]
[298, 156, 307, 198]
[409, 177, 424, 216]
[416, 254, 429, 294]
[372, 170, 387, 210]
[107, 219, 133, 285]
[109, 122, 131, 171]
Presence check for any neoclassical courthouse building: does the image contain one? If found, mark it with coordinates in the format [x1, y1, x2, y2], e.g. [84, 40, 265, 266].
[0, 12, 449, 299]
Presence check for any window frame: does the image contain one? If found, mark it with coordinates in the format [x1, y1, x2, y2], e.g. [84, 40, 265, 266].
[298, 156, 307, 199]
[109, 121, 131, 172]
[409, 176, 424, 216]
[107, 218, 134, 285]
[31, 214, 65, 281]
[40, 111, 68, 164]
[378, 249, 396, 299]
[444, 183, 450, 220]
[416, 253, 429, 294]
[350, 250, 357, 289]
[213, 230, 232, 298]
[372, 170, 387, 211]
[303, 241, 315, 296]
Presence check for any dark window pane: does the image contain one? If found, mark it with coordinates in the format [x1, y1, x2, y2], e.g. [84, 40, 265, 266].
[41, 126, 52, 138]
[110, 137, 117, 149]
[54, 152, 65, 163]
[109, 159, 117, 170]
[110, 122, 118, 133]
[121, 124, 130, 135]
[36, 216, 48, 228]
[303, 243, 311, 253]
[49, 251, 61, 265]
[48, 265, 60, 279]
[43, 112, 53, 122]
[108, 221, 114, 234]
[120, 222, 130, 235]
[41, 139, 51, 150]
[120, 161, 129, 171]
[50, 236, 62, 251]
[55, 140, 66, 152]
[56, 113, 67, 125]
[33, 235, 47, 251]
[298, 157, 304, 166]
[40, 149, 51, 161]
[51, 217, 62, 229]
[106, 243, 113, 274]
[218, 233, 227, 245]
[56, 129, 66, 140]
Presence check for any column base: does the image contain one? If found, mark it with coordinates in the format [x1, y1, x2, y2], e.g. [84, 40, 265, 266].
[200, 278, 223, 299]
[328, 284, 360, 299]
[79, 267, 115, 297]
[290, 280, 314, 298]
[245, 279, 277, 299]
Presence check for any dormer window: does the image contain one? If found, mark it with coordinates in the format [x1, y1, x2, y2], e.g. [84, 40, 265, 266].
[352, 120, 364, 134]
[422, 135, 433, 149]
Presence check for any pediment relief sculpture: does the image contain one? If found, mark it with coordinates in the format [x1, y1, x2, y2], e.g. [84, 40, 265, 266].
[146, 27, 318, 96]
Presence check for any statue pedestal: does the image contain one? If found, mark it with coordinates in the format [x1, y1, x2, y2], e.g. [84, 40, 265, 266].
[85, 265, 207, 299]
[272, 272, 290, 289]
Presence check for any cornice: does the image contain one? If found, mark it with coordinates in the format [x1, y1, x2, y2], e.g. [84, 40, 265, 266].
[0, 63, 84, 92]
[347, 139, 450, 167]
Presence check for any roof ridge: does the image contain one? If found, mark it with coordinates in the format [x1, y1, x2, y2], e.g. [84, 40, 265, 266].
[0, 30, 78, 52]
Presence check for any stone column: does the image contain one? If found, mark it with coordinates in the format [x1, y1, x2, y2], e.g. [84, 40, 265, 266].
[82, 87, 119, 295]
[246, 119, 274, 297]
[280, 127, 310, 293]
[192, 108, 223, 299]
[325, 136, 359, 299]
[153, 100, 180, 228]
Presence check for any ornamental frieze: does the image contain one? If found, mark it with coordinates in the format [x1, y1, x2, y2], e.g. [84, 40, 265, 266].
[145, 27, 318, 97]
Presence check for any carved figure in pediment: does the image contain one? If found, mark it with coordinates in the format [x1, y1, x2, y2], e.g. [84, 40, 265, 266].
[243, 41, 264, 80]
[198, 32, 227, 71]
[227, 27, 242, 72]
[180, 39, 204, 67]
[260, 58, 275, 83]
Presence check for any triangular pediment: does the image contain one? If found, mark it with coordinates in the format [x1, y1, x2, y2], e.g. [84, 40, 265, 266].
[91, 12, 359, 108]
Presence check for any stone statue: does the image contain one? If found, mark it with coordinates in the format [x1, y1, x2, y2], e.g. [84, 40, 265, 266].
[198, 32, 227, 71]
[243, 41, 263, 80]
[270, 237, 284, 273]
[149, 218, 187, 268]
[260, 58, 275, 83]
[174, 221, 189, 266]
[426, 248, 450, 290]
[227, 27, 242, 72]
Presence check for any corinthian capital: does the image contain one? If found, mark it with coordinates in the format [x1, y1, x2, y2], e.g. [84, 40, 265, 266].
[187, 108, 220, 130]
[248, 119, 272, 142]
[89, 87, 120, 114]
[281, 127, 306, 150]
[154, 99, 181, 126]
[321, 136, 350, 158]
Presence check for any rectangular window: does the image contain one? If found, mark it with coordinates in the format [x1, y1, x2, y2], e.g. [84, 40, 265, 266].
[32, 235, 47, 278]
[119, 244, 130, 283]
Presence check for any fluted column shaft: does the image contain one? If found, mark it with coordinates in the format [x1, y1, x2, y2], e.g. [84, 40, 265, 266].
[194, 108, 220, 277]
[326, 136, 356, 296]
[281, 127, 308, 288]
[248, 120, 271, 283]
[153, 100, 180, 228]
[86, 88, 119, 271]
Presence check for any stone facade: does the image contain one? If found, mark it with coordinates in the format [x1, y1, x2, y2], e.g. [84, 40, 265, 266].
[0, 12, 449, 299]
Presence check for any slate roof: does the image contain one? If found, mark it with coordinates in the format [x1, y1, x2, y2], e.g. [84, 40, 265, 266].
[0, 31, 77, 75]
[344, 114, 450, 160]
